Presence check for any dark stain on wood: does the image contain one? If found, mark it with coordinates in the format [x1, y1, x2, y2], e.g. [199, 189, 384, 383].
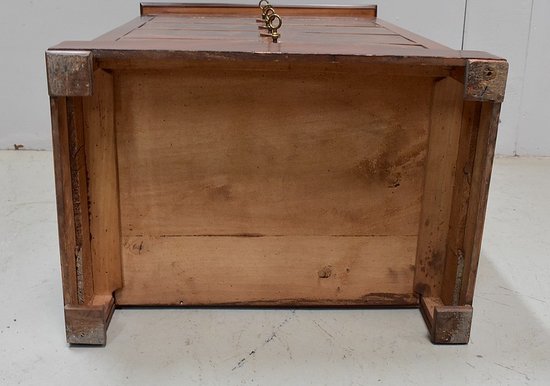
[318, 266, 333, 279]
[353, 126, 426, 188]
[207, 184, 232, 201]
[130, 294, 419, 307]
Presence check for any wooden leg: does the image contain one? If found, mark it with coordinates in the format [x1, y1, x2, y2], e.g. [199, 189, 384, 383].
[64, 295, 115, 345]
[415, 73, 503, 344]
[420, 296, 473, 344]
[50, 69, 122, 346]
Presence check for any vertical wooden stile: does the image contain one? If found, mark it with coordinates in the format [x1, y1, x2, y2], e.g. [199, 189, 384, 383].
[414, 77, 465, 298]
[442, 102, 502, 305]
[83, 70, 123, 297]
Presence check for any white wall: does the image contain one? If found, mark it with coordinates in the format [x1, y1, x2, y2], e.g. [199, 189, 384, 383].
[0, 0, 138, 150]
[516, 0, 550, 156]
[463, 0, 532, 155]
[0, 0, 545, 155]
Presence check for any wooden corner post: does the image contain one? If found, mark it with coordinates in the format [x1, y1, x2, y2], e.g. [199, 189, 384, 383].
[46, 50, 94, 97]
[416, 58, 507, 344]
[47, 50, 121, 345]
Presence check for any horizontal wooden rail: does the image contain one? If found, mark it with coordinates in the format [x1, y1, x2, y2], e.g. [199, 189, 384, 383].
[140, 3, 377, 18]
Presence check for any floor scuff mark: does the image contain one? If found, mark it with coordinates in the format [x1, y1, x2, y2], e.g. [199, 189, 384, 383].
[231, 310, 296, 371]
[494, 362, 531, 381]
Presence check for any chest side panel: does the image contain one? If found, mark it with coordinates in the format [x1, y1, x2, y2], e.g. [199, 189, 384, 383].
[113, 64, 433, 305]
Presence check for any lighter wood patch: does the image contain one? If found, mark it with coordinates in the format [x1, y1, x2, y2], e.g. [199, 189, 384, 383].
[115, 68, 432, 237]
[116, 235, 418, 305]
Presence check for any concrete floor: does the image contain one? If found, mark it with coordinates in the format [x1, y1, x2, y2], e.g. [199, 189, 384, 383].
[0, 151, 549, 385]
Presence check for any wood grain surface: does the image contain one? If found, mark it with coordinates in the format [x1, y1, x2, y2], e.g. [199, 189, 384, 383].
[82, 70, 123, 296]
[116, 235, 417, 306]
[140, 3, 377, 18]
[115, 67, 432, 237]
[113, 65, 434, 305]
[413, 77, 465, 298]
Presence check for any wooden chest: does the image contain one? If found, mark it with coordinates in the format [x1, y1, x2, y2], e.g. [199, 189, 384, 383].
[46, 2, 508, 345]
